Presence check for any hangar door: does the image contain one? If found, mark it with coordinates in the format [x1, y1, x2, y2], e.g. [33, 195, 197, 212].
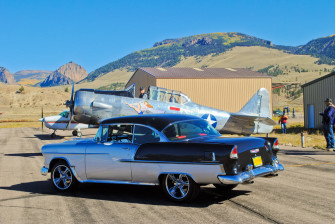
[308, 104, 315, 128]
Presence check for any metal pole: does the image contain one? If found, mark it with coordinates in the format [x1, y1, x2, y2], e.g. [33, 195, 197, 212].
[301, 132, 305, 148]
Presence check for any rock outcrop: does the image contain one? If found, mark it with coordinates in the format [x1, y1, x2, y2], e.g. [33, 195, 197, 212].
[55, 61, 88, 82]
[40, 62, 88, 87]
[0, 67, 16, 84]
[40, 72, 73, 87]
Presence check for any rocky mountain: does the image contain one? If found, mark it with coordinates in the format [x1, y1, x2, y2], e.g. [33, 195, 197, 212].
[0, 67, 16, 84]
[39, 61, 88, 87]
[13, 70, 52, 82]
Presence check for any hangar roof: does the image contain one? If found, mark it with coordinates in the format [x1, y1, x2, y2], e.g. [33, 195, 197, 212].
[137, 67, 269, 79]
[301, 72, 335, 88]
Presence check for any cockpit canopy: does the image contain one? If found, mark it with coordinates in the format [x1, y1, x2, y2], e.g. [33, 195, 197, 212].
[59, 111, 69, 118]
[126, 84, 191, 105]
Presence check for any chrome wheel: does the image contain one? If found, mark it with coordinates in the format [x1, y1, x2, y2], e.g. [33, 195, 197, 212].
[52, 164, 73, 190]
[165, 174, 190, 200]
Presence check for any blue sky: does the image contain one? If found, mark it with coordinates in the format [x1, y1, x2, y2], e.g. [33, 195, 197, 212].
[0, 0, 334, 73]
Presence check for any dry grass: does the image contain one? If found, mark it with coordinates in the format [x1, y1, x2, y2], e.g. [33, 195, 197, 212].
[253, 120, 326, 149]
[0, 121, 41, 128]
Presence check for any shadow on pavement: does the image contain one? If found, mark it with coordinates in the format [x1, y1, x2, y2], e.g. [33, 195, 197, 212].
[4, 153, 42, 157]
[279, 150, 335, 156]
[0, 181, 251, 207]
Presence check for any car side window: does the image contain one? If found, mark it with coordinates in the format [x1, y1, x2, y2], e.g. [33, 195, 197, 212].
[107, 124, 134, 143]
[133, 125, 160, 145]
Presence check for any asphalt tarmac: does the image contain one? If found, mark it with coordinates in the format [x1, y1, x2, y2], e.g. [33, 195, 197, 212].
[0, 128, 334, 224]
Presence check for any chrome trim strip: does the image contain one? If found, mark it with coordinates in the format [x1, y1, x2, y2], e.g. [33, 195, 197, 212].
[119, 159, 221, 165]
[41, 166, 48, 176]
[217, 163, 284, 184]
[43, 152, 108, 155]
[81, 179, 157, 186]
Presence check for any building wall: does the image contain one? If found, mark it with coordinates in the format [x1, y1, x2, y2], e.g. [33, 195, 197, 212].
[156, 78, 272, 112]
[125, 69, 156, 98]
[303, 75, 335, 129]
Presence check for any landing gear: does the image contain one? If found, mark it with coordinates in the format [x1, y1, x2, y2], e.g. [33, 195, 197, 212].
[72, 130, 82, 137]
[51, 130, 56, 138]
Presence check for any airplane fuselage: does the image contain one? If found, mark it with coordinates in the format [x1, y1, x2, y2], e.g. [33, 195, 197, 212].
[72, 89, 265, 135]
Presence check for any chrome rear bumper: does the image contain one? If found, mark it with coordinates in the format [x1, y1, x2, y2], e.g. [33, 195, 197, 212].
[41, 166, 48, 176]
[218, 161, 284, 185]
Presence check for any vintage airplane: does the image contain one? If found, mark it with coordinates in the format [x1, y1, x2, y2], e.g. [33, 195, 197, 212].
[64, 83, 275, 135]
[39, 86, 98, 138]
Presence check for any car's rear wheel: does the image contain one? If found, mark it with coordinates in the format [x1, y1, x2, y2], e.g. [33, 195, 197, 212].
[162, 174, 200, 202]
[214, 184, 238, 193]
[51, 161, 78, 191]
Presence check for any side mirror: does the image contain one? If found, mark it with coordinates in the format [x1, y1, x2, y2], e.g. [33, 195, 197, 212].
[96, 137, 100, 142]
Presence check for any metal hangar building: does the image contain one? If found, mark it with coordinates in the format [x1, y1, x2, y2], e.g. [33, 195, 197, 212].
[125, 67, 272, 112]
[302, 71, 335, 129]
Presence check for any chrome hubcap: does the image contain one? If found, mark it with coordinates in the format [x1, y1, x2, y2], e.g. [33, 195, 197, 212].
[165, 174, 190, 199]
[53, 165, 72, 190]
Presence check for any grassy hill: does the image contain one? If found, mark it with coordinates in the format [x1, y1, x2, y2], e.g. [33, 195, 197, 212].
[86, 32, 294, 81]
[294, 34, 335, 65]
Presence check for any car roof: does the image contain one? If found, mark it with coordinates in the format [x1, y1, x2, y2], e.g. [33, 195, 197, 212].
[100, 114, 200, 131]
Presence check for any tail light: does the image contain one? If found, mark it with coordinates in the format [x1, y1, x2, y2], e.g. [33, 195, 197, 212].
[273, 139, 279, 150]
[230, 145, 238, 159]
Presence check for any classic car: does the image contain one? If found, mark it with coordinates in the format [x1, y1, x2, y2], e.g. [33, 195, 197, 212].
[41, 114, 284, 202]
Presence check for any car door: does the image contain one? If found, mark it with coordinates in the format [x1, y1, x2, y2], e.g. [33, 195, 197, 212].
[85, 124, 138, 181]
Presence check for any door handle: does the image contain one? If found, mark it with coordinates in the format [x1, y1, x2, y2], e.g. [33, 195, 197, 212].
[122, 147, 130, 150]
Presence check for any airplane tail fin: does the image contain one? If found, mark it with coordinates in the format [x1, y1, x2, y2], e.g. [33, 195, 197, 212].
[238, 88, 272, 118]
[222, 88, 275, 135]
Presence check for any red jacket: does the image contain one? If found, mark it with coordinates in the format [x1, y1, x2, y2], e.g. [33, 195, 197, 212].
[279, 115, 288, 124]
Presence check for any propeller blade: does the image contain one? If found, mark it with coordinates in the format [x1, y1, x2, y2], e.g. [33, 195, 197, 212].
[71, 83, 74, 102]
[41, 107, 44, 132]
[66, 118, 72, 129]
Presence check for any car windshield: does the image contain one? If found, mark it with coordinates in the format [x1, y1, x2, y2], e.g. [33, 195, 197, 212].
[163, 119, 220, 141]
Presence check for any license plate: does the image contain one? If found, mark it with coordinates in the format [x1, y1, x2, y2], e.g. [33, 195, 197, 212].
[252, 156, 263, 167]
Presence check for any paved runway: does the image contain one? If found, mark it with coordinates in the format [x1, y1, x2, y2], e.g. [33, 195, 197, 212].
[0, 128, 334, 224]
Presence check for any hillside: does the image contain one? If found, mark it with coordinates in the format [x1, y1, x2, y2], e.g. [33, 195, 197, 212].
[13, 70, 52, 82]
[86, 32, 294, 81]
[294, 34, 335, 64]
[86, 32, 335, 83]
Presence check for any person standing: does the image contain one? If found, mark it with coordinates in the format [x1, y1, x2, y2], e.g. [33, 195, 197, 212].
[320, 98, 335, 151]
[278, 112, 288, 134]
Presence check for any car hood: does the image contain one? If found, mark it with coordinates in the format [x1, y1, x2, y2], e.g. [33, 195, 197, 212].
[41, 138, 94, 153]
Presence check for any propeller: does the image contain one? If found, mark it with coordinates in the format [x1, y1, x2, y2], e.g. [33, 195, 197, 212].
[64, 83, 75, 129]
[41, 107, 44, 132]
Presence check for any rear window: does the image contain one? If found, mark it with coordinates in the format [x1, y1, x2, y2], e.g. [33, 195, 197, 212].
[163, 119, 220, 141]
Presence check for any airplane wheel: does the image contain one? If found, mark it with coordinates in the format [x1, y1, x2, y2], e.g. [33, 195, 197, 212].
[51, 133, 56, 138]
[77, 132, 82, 138]
[72, 130, 77, 136]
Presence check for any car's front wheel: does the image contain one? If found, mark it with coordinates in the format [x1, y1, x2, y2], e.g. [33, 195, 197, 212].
[162, 174, 200, 202]
[51, 161, 78, 191]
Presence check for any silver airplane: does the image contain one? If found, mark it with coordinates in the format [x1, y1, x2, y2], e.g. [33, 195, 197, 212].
[65, 84, 275, 135]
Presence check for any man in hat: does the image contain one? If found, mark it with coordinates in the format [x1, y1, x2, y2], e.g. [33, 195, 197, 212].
[139, 87, 148, 99]
[319, 98, 335, 151]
